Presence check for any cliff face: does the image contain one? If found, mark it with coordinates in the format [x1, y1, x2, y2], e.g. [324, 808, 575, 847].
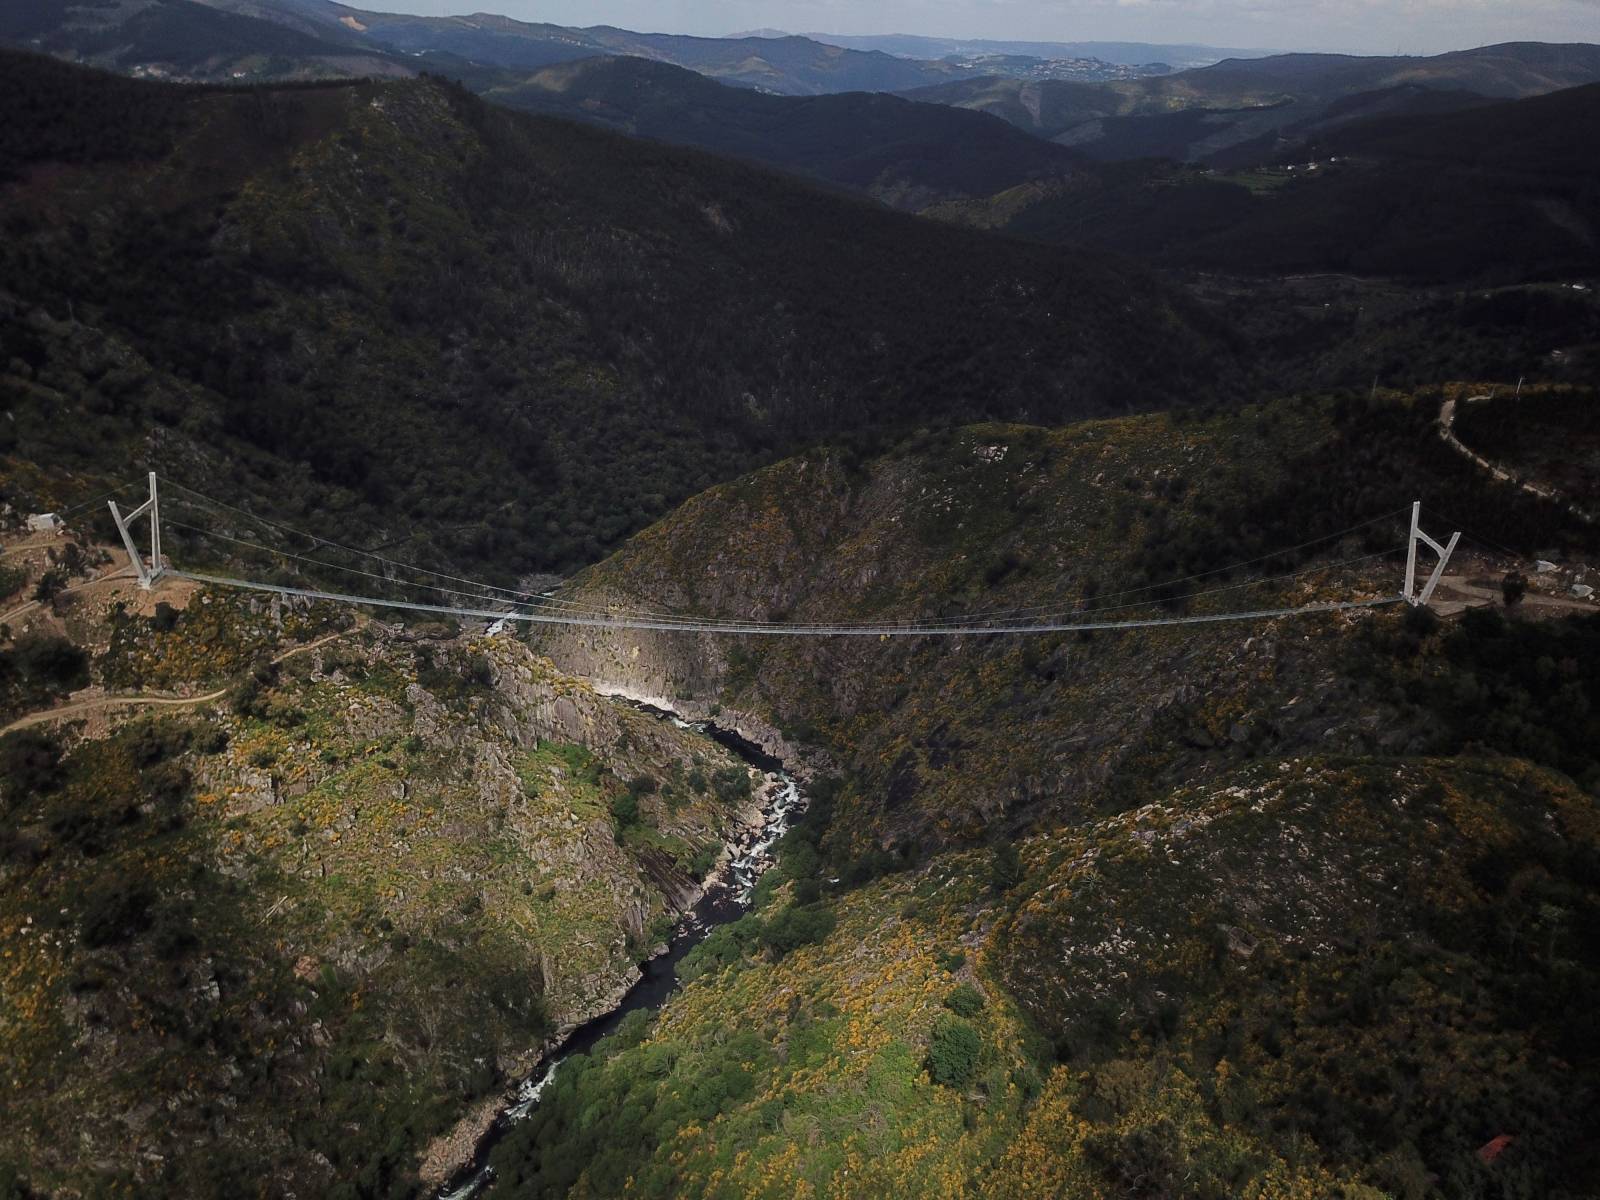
[0, 577, 761, 1197]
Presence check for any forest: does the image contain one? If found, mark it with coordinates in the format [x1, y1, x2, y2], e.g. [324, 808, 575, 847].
[0, 50, 1235, 583]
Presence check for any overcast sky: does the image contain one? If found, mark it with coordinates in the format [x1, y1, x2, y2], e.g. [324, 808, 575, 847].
[371, 0, 1600, 55]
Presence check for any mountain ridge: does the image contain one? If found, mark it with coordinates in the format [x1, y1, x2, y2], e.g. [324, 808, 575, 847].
[473, 54, 1083, 211]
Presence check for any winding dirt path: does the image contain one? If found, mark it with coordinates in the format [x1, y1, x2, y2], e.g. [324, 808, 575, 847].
[1440, 395, 1595, 524]
[0, 560, 137, 626]
[0, 629, 354, 737]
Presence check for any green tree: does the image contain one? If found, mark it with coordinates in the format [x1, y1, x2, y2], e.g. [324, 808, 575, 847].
[926, 1015, 981, 1088]
[31, 570, 65, 603]
[944, 983, 985, 1017]
[1502, 570, 1528, 606]
[991, 842, 1024, 896]
[610, 791, 640, 828]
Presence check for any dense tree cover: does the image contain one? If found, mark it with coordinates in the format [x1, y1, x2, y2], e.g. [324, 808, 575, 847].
[0, 51, 1236, 587]
[0, 51, 193, 181]
[1453, 384, 1600, 501]
[1370, 606, 1600, 792]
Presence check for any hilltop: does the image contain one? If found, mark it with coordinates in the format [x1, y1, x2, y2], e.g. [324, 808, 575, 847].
[2, 0, 978, 93]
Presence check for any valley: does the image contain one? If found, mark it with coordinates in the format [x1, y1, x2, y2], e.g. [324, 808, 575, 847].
[1, 13, 1599, 1200]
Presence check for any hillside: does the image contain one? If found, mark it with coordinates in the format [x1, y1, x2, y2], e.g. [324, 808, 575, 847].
[929, 83, 1600, 284]
[4, 22, 1600, 1200]
[0, 50, 1234, 585]
[505, 393, 1600, 1198]
[905, 41, 1600, 164]
[476, 56, 1081, 211]
[0, 535, 769, 1197]
[537, 387, 1599, 854]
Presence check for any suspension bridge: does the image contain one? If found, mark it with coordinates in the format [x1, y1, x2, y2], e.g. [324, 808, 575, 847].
[62, 474, 1465, 638]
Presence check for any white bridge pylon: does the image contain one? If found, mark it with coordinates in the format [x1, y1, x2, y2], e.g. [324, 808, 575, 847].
[1402, 501, 1460, 607]
[108, 472, 164, 591]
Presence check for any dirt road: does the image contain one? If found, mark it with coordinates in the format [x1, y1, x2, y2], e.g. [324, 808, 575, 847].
[1429, 574, 1597, 619]
[0, 629, 354, 737]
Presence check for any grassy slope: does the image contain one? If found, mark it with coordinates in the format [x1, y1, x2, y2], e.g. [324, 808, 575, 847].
[487, 752, 1600, 1199]
[0, 588, 758, 1198]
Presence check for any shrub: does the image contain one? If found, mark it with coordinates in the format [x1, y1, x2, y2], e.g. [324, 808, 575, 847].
[713, 765, 752, 805]
[31, 570, 65, 603]
[610, 791, 640, 828]
[79, 881, 156, 948]
[936, 949, 967, 973]
[0, 730, 64, 804]
[758, 903, 835, 960]
[927, 1015, 981, 1088]
[991, 842, 1024, 895]
[944, 983, 986, 1017]
[9, 634, 88, 691]
[151, 601, 180, 632]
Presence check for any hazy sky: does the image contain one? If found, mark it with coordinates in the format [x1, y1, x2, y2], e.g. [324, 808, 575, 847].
[371, 0, 1600, 55]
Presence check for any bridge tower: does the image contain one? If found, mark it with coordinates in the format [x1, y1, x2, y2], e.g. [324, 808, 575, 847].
[1402, 501, 1460, 607]
[108, 472, 164, 591]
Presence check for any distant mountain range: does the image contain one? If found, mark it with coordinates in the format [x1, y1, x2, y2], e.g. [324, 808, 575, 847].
[931, 82, 1600, 282]
[6, 3, 1600, 285]
[772, 32, 1278, 71]
[906, 41, 1600, 163]
[3, 0, 1160, 92]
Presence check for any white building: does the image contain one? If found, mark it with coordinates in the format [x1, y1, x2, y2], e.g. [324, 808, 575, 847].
[26, 513, 64, 534]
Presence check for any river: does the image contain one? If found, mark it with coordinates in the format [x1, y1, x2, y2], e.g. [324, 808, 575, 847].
[437, 701, 805, 1199]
